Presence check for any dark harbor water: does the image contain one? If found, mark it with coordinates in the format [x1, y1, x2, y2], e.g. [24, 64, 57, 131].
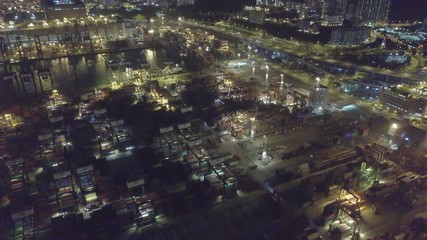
[0, 49, 163, 104]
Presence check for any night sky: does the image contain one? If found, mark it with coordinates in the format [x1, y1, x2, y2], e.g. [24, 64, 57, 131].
[389, 0, 427, 22]
[194, 0, 427, 22]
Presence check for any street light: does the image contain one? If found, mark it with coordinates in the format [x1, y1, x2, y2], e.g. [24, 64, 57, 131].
[263, 135, 268, 153]
[252, 61, 255, 77]
[248, 46, 251, 60]
[316, 77, 320, 86]
[280, 74, 284, 85]
[261, 135, 269, 165]
[250, 117, 255, 138]
[265, 65, 269, 83]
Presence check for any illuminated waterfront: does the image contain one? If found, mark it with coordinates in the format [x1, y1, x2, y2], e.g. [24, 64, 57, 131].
[0, 48, 163, 100]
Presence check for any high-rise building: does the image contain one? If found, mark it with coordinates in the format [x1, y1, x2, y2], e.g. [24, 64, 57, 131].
[321, 0, 347, 26]
[304, 0, 323, 24]
[81, 0, 101, 4]
[305, 0, 321, 9]
[344, 0, 358, 21]
[329, 26, 370, 45]
[178, 0, 195, 6]
[354, 0, 390, 25]
[309, 84, 328, 110]
[256, 0, 282, 6]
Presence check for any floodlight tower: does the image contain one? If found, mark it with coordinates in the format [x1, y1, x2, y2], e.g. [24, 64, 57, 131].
[265, 65, 269, 84]
[261, 135, 269, 165]
[316, 76, 321, 86]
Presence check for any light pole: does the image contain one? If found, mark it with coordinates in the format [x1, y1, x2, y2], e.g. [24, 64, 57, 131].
[250, 117, 255, 138]
[265, 65, 269, 84]
[261, 135, 269, 165]
[248, 46, 251, 60]
[316, 76, 320, 86]
[263, 135, 268, 153]
[252, 61, 255, 77]
[280, 73, 284, 85]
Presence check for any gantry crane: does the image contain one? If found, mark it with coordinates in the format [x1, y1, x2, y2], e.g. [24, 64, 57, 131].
[16, 35, 37, 94]
[63, 25, 74, 54]
[0, 36, 10, 61]
[73, 22, 82, 45]
[82, 24, 94, 53]
[34, 35, 53, 92]
[0, 37, 20, 94]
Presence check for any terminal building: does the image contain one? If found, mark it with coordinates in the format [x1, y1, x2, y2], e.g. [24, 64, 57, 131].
[340, 79, 383, 100]
[41, 0, 86, 20]
[378, 86, 426, 116]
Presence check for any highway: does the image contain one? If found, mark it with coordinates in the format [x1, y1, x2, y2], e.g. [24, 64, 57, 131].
[218, 21, 426, 82]
[180, 20, 426, 83]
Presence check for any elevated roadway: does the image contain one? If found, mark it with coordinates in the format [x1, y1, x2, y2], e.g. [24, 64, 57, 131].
[181, 20, 426, 83]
